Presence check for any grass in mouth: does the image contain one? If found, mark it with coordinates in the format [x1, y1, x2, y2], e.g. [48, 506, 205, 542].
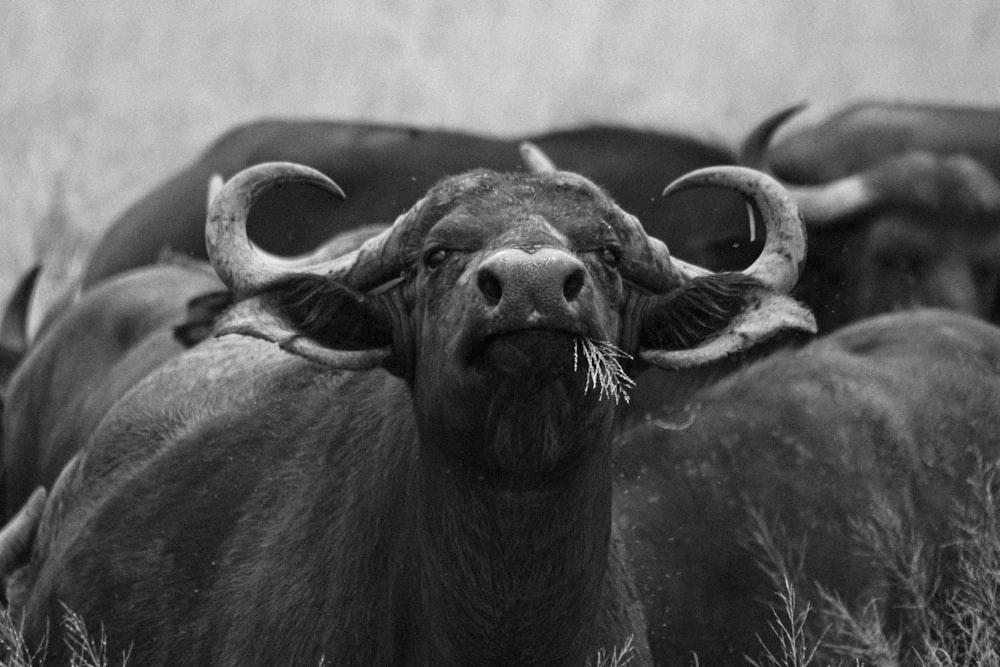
[574, 337, 635, 405]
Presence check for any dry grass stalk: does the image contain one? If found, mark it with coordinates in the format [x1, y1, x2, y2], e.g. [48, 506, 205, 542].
[741, 461, 1000, 666]
[574, 337, 635, 404]
[588, 634, 637, 667]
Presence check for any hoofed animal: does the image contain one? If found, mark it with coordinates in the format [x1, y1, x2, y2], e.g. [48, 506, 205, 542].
[615, 309, 1000, 664]
[0, 226, 385, 521]
[764, 100, 1000, 183]
[3, 162, 812, 665]
[742, 104, 1000, 331]
[0, 262, 223, 523]
[80, 119, 755, 289]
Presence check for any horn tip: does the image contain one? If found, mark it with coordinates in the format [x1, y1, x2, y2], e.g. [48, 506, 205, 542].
[519, 142, 558, 174]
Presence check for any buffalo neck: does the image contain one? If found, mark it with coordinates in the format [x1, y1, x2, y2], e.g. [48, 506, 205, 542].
[401, 391, 634, 665]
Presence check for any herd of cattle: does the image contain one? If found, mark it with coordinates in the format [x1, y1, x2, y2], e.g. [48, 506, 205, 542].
[0, 99, 999, 665]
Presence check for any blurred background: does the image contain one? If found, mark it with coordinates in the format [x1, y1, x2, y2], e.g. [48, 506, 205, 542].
[3, 0, 1000, 301]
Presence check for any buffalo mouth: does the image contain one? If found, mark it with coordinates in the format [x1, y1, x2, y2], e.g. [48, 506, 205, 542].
[461, 326, 634, 404]
[476, 328, 579, 378]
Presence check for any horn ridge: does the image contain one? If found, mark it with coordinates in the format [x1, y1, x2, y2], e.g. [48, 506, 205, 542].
[206, 162, 346, 296]
[663, 166, 806, 294]
[739, 102, 808, 170]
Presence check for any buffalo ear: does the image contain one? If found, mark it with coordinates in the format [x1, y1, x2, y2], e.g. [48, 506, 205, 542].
[213, 276, 396, 370]
[636, 273, 816, 370]
[174, 291, 235, 348]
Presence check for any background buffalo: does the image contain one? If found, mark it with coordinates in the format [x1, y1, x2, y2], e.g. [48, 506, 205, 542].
[743, 103, 1000, 331]
[617, 309, 1000, 664]
[78, 122, 750, 290]
[5, 3, 1000, 309]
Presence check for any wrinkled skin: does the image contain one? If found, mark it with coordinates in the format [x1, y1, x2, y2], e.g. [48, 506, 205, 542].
[615, 309, 1000, 665]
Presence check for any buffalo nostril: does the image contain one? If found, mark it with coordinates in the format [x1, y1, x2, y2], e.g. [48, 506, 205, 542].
[563, 268, 585, 302]
[478, 269, 503, 305]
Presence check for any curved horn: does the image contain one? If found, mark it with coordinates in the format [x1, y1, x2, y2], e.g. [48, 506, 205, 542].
[790, 151, 1000, 226]
[946, 154, 1000, 211]
[738, 104, 879, 227]
[207, 173, 224, 210]
[206, 162, 347, 296]
[784, 175, 879, 226]
[739, 103, 808, 168]
[519, 142, 558, 173]
[663, 166, 806, 294]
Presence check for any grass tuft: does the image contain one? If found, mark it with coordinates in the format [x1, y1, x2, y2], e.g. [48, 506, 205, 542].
[743, 460, 1000, 666]
[588, 634, 637, 667]
[0, 605, 130, 667]
[742, 509, 826, 667]
[0, 605, 43, 667]
[61, 604, 131, 667]
[746, 577, 823, 667]
[574, 338, 635, 404]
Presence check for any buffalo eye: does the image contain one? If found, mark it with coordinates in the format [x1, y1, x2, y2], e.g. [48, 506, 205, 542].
[600, 244, 621, 269]
[424, 247, 451, 270]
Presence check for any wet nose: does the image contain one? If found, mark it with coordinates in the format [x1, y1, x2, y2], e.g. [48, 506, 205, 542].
[476, 248, 586, 312]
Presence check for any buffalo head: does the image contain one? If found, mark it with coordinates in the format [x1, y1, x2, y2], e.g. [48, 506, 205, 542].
[208, 161, 813, 476]
[742, 105, 1000, 330]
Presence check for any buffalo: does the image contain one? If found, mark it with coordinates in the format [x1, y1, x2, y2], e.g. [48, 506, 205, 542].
[762, 100, 1000, 182]
[2, 161, 811, 665]
[79, 119, 756, 290]
[616, 308, 1000, 664]
[0, 225, 385, 522]
[742, 103, 1000, 331]
[0, 260, 224, 522]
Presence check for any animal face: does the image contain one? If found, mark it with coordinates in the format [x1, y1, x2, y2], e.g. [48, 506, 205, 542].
[402, 179, 632, 472]
[207, 162, 813, 473]
[411, 184, 623, 385]
[853, 210, 1000, 319]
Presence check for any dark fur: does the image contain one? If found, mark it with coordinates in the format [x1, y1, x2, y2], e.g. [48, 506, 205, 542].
[18, 331, 640, 666]
[616, 309, 1000, 664]
[173, 290, 234, 347]
[1, 263, 225, 520]
[638, 272, 760, 350]
[15, 172, 673, 666]
[269, 275, 393, 350]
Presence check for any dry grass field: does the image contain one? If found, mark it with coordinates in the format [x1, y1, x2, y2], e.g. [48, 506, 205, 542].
[3, 1, 1000, 303]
